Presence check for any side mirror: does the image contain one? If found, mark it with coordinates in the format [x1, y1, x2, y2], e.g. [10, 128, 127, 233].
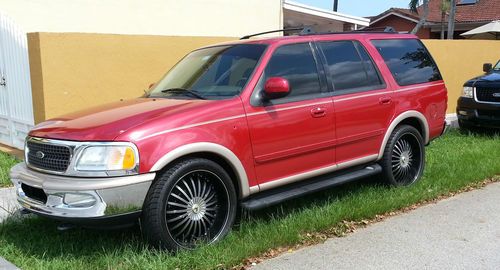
[148, 83, 155, 89]
[483, 63, 492, 73]
[264, 77, 290, 99]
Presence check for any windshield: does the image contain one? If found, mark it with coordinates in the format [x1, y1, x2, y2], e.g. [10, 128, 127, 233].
[494, 60, 500, 71]
[148, 44, 267, 99]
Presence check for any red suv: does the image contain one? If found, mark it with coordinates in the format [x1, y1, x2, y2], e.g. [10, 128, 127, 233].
[10, 30, 447, 251]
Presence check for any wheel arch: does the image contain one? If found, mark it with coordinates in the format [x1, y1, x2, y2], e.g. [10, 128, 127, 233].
[150, 142, 250, 198]
[378, 111, 429, 160]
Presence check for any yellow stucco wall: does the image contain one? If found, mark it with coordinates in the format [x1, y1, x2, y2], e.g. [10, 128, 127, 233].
[28, 32, 235, 123]
[28, 34, 500, 123]
[422, 40, 500, 113]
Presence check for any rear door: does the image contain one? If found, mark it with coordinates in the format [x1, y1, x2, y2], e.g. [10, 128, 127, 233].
[245, 42, 335, 188]
[316, 39, 394, 165]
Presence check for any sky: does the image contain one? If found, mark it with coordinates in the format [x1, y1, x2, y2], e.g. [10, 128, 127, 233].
[294, 0, 412, 17]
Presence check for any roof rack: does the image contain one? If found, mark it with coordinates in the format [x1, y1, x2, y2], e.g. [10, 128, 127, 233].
[239, 26, 397, 40]
[240, 27, 315, 40]
[356, 26, 397, 33]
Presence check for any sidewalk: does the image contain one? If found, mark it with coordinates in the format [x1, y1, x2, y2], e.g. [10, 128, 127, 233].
[254, 182, 500, 270]
[0, 187, 17, 223]
[0, 187, 20, 270]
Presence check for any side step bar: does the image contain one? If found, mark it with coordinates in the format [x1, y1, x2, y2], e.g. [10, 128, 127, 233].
[241, 164, 382, 211]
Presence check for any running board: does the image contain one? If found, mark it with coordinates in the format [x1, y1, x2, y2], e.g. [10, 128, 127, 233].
[241, 164, 382, 211]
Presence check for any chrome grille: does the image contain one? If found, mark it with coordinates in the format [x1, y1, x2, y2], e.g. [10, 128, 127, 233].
[476, 88, 500, 103]
[27, 140, 71, 172]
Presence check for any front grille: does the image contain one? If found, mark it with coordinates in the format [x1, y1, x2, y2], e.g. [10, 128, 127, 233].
[27, 140, 71, 172]
[476, 88, 500, 103]
[21, 183, 47, 204]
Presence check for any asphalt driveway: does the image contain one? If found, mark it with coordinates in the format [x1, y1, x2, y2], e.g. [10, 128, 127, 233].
[254, 182, 500, 270]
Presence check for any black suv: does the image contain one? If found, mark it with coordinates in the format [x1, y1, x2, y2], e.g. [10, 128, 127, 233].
[457, 60, 500, 129]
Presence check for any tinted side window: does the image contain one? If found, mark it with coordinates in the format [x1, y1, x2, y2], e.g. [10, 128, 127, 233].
[263, 43, 322, 101]
[371, 39, 442, 86]
[319, 41, 383, 92]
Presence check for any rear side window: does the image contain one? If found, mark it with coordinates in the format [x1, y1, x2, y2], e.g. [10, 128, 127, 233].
[263, 43, 322, 102]
[371, 39, 442, 86]
[319, 41, 384, 92]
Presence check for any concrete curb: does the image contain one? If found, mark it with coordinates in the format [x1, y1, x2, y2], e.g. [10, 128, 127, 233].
[446, 113, 458, 128]
[0, 257, 19, 270]
[0, 187, 18, 223]
[0, 188, 21, 270]
[0, 143, 23, 160]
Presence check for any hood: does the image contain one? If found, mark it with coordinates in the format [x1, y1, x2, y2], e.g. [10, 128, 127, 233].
[29, 98, 209, 141]
[467, 71, 500, 85]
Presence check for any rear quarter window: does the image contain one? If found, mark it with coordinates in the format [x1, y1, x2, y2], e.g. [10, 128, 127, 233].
[371, 39, 442, 86]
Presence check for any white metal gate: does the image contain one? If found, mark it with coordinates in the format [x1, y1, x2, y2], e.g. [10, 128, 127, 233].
[0, 11, 34, 150]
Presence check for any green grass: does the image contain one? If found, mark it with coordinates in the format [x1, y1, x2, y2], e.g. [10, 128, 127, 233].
[0, 152, 19, 187]
[0, 130, 499, 270]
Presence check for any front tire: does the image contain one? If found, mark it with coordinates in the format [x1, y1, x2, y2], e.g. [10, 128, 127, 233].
[380, 125, 425, 186]
[141, 158, 237, 251]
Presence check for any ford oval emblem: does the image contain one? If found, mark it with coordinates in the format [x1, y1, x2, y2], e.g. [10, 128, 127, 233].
[493, 93, 500, 98]
[35, 151, 45, 159]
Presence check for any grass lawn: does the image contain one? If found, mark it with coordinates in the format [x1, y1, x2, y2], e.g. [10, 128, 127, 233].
[0, 152, 20, 187]
[0, 130, 499, 270]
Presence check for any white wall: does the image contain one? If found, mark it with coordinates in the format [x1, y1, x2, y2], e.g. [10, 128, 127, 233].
[0, 0, 283, 37]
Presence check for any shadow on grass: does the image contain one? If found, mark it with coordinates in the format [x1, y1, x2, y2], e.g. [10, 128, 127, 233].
[241, 176, 383, 222]
[0, 176, 383, 261]
[458, 127, 500, 138]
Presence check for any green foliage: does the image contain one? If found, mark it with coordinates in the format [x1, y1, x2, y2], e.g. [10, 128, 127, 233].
[0, 152, 19, 187]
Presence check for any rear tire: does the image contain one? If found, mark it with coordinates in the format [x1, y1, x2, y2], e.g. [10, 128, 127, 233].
[380, 125, 425, 186]
[141, 158, 237, 251]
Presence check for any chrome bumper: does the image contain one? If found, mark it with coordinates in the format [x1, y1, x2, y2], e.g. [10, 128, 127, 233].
[9, 163, 156, 219]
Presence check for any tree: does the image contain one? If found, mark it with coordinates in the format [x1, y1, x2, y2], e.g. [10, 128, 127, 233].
[410, 0, 430, 35]
[447, 0, 457, 39]
[440, 0, 451, 39]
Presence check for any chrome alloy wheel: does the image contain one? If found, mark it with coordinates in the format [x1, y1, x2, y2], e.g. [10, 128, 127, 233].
[391, 133, 423, 185]
[165, 170, 230, 248]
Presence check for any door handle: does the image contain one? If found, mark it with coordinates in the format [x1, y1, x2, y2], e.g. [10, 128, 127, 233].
[379, 96, 392, 105]
[0, 76, 5, 86]
[310, 107, 326, 118]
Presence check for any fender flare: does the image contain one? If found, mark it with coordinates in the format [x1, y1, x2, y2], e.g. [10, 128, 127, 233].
[378, 111, 429, 160]
[150, 142, 250, 198]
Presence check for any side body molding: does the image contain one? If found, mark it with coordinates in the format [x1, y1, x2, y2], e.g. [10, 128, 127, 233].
[150, 142, 251, 198]
[378, 110, 429, 160]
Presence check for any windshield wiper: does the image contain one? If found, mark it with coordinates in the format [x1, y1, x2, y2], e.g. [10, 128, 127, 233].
[160, 88, 206, 100]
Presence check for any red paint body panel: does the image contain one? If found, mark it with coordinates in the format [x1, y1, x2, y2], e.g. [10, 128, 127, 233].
[29, 33, 447, 194]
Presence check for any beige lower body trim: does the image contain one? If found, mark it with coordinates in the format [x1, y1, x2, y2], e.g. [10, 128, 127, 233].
[150, 142, 250, 198]
[377, 111, 429, 160]
[258, 154, 378, 192]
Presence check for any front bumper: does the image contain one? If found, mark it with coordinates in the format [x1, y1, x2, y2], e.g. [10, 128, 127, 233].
[9, 163, 156, 223]
[457, 97, 500, 128]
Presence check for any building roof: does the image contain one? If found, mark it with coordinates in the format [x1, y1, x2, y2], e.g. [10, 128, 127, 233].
[426, 0, 500, 23]
[370, 0, 500, 25]
[284, 1, 370, 27]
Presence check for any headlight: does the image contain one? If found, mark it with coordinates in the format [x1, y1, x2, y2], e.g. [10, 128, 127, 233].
[75, 145, 138, 172]
[462, 86, 474, 98]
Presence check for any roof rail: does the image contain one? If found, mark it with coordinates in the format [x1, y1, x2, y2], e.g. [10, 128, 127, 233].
[240, 27, 315, 40]
[239, 26, 398, 40]
[357, 26, 397, 33]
